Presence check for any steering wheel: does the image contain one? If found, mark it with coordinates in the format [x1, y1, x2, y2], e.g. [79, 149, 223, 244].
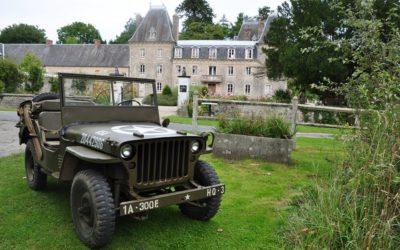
[117, 99, 142, 106]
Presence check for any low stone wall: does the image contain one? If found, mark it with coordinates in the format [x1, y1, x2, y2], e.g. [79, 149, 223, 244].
[213, 132, 295, 164]
[0, 93, 34, 108]
[199, 99, 293, 123]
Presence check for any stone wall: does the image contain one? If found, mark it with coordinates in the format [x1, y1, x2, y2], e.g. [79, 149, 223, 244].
[0, 94, 34, 108]
[213, 133, 295, 163]
[200, 99, 293, 123]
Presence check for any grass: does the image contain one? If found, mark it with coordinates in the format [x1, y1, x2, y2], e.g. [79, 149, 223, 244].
[167, 115, 346, 135]
[0, 107, 15, 111]
[0, 138, 343, 249]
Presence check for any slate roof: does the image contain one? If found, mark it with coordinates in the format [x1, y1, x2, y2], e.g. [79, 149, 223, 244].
[129, 7, 175, 43]
[3, 44, 129, 67]
[237, 15, 277, 42]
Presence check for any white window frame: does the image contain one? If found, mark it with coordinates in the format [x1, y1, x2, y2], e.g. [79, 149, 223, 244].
[245, 84, 251, 95]
[209, 66, 216, 76]
[228, 66, 234, 76]
[191, 47, 199, 58]
[175, 47, 182, 58]
[227, 83, 233, 95]
[209, 47, 217, 59]
[246, 67, 252, 76]
[245, 48, 253, 59]
[157, 48, 163, 58]
[156, 64, 163, 75]
[192, 65, 198, 75]
[156, 82, 162, 92]
[139, 64, 145, 74]
[140, 48, 145, 58]
[227, 48, 235, 59]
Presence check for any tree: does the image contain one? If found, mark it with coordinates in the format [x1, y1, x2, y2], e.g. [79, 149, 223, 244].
[228, 13, 245, 38]
[57, 22, 102, 44]
[20, 53, 44, 93]
[110, 17, 136, 44]
[0, 24, 46, 43]
[180, 22, 225, 40]
[175, 0, 215, 30]
[258, 6, 271, 20]
[0, 58, 24, 92]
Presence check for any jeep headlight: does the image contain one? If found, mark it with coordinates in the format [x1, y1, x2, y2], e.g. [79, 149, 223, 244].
[191, 140, 201, 153]
[120, 144, 134, 159]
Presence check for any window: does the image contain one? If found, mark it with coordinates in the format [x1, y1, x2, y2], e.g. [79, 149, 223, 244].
[175, 47, 182, 58]
[245, 84, 251, 95]
[265, 84, 272, 95]
[246, 67, 252, 76]
[176, 65, 182, 74]
[157, 48, 163, 58]
[149, 27, 157, 40]
[228, 66, 234, 76]
[227, 83, 233, 95]
[139, 64, 145, 74]
[192, 65, 198, 75]
[156, 82, 162, 92]
[191, 47, 199, 58]
[228, 48, 235, 59]
[245, 48, 253, 59]
[140, 48, 145, 58]
[157, 64, 162, 74]
[209, 66, 216, 75]
[209, 48, 217, 59]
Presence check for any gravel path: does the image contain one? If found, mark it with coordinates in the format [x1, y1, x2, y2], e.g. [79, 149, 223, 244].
[0, 121, 25, 157]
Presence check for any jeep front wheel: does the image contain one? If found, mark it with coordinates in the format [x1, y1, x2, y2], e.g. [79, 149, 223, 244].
[25, 140, 47, 190]
[179, 160, 222, 221]
[70, 170, 115, 248]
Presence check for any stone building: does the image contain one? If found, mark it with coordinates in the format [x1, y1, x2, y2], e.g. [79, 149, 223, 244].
[0, 5, 285, 98]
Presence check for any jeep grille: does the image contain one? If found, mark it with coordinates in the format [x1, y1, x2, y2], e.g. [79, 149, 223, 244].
[136, 139, 190, 187]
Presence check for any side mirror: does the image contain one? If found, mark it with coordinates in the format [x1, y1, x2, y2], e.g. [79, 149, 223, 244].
[162, 118, 170, 128]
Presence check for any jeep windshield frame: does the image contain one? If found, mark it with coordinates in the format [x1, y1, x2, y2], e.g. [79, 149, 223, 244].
[58, 73, 160, 126]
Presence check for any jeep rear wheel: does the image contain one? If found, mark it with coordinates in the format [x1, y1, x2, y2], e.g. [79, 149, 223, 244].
[179, 160, 222, 221]
[25, 140, 47, 190]
[70, 170, 115, 248]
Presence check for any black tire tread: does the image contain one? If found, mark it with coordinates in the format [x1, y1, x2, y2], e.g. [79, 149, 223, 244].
[25, 140, 47, 190]
[32, 92, 59, 102]
[179, 160, 222, 221]
[71, 169, 115, 248]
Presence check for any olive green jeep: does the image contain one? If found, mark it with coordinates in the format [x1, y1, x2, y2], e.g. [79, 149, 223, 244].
[17, 73, 224, 248]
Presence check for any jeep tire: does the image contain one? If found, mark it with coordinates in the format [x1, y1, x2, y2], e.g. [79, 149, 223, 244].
[32, 92, 59, 102]
[179, 160, 222, 221]
[70, 170, 115, 248]
[25, 140, 47, 190]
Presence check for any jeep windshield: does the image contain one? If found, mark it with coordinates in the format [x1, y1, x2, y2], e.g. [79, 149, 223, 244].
[58, 73, 160, 125]
[60, 73, 157, 107]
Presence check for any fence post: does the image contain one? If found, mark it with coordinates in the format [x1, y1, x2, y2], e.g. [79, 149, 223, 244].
[192, 91, 199, 134]
[291, 96, 298, 135]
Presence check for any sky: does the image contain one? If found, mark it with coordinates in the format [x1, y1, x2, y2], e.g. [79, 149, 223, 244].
[0, 0, 286, 43]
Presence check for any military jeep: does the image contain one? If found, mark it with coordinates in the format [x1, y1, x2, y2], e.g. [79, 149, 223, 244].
[17, 73, 224, 248]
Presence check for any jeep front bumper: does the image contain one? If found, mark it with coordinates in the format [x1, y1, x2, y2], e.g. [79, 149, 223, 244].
[119, 184, 225, 216]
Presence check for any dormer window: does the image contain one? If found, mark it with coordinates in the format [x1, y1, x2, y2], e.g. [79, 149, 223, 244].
[175, 47, 182, 58]
[191, 47, 199, 58]
[209, 47, 217, 59]
[228, 48, 235, 59]
[140, 48, 145, 58]
[149, 27, 157, 40]
[245, 48, 253, 59]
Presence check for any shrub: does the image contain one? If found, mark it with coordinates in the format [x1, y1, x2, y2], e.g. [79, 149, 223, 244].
[20, 52, 44, 93]
[143, 87, 178, 106]
[272, 89, 292, 103]
[217, 115, 292, 139]
[0, 80, 4, 93]
[0, 58, 24, 92]
[161, 85, 172, 96]
[48, 77, 59, 93]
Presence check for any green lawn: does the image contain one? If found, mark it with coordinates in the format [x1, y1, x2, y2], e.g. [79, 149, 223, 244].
[166, 115, 347, 135]
[0, 138, 343, 249]
[0, 107, 16, 111]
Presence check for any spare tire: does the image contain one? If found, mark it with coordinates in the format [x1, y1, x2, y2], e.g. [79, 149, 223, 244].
[32, 92, 59, 102]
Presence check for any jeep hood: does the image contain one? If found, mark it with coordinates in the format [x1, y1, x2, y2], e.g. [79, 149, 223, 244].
[63, 122, 195, 153]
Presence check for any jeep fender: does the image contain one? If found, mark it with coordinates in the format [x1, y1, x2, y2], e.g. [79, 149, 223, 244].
[59, 146, 122, 181]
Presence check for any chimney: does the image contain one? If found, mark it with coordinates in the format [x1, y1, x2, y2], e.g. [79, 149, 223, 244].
[257, 20, 265, 40]
[45, 39, 53, 47]
[135, 14, 142, 28]
[172, 13, 179, 41]
[94, 39, 101, 48]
